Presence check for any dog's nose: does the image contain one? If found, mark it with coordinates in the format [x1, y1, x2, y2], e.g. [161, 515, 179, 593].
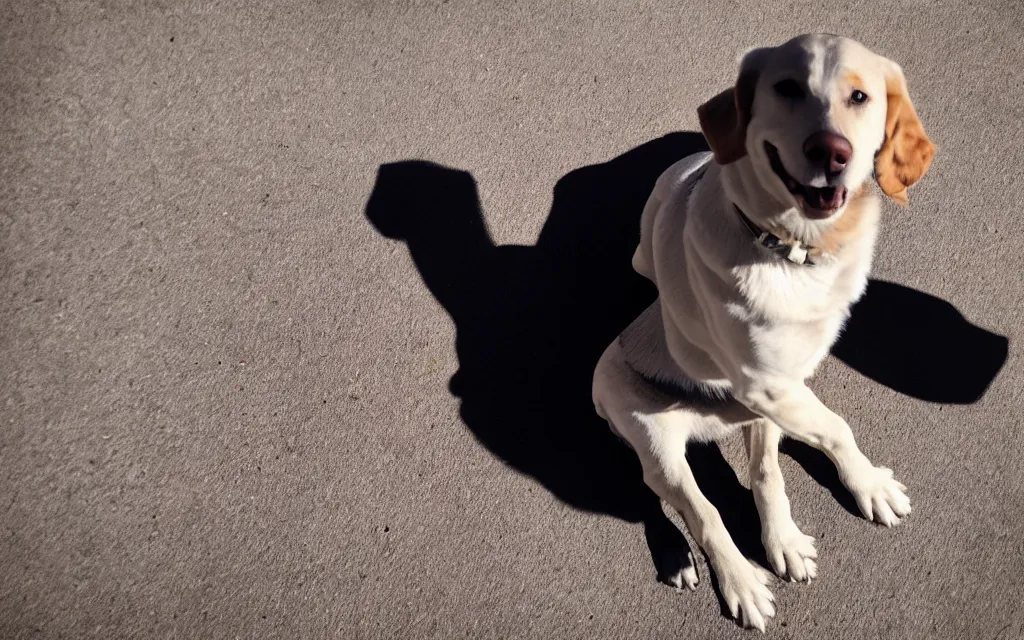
[803, 131, 852, 177]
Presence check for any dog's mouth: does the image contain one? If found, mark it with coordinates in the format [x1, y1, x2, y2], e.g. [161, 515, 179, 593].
[764, 142, 847, 219]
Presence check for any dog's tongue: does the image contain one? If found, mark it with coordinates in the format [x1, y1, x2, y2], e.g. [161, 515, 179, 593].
[804, 186, 847, 210]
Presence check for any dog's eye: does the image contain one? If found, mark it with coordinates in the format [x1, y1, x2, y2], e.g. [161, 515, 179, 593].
[850, 89, 869, 105]
[773, 79, 805, 100]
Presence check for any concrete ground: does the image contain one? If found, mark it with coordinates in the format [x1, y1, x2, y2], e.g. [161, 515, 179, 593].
[2, 1, 1022, 638]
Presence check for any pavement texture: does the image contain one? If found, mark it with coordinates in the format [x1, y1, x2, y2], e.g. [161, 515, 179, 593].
[2, 1, 1023, 638]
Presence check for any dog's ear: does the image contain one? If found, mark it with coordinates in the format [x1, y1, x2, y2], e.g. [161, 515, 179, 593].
[697, 48, 767, 165]
[875, 63, 935, 205]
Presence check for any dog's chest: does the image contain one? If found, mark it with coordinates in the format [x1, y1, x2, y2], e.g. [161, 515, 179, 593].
[736, 260, 860, 324]
[734, 259, 866, 377]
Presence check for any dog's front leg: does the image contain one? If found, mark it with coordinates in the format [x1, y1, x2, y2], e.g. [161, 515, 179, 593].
[735, 378, 911, 526]
[745, 421, 818, 581]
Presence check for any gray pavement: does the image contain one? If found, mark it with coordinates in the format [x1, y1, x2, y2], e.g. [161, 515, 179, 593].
[2, 2, 1023, 638]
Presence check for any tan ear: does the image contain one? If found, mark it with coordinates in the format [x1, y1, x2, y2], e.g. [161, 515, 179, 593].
[697, 48, 766, 165]
[697, 68, 759, 165]
[875, 65, 935, 205]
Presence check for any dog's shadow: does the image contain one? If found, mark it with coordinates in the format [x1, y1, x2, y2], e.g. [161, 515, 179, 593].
[364, 132, 1008, 601]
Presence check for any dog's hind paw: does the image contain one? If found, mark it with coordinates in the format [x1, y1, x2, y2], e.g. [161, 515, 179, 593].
[713, 552, 776, 632]
[660, 550, 700, 591]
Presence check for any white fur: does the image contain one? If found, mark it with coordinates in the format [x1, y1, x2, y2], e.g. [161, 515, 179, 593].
[593, 34, 913, 632]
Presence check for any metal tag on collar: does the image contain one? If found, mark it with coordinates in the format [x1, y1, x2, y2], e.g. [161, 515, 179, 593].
[739, 204, 816, 266]
[785, 243, 810, 265]
[757, 231, 813, 265]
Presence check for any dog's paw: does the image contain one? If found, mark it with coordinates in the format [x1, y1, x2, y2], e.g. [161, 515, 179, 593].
[762, 521, 817, 583]
[713, 553, 776, 632]
[647, 513, 700, 591]
[660, 550, 700, 591]
[845, 465, 911, 526]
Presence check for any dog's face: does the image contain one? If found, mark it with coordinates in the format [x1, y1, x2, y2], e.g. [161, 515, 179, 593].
[699, 34, 935, 218]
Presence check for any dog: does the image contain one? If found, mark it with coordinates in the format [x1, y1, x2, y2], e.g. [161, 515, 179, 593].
[592, 33, 934, 631]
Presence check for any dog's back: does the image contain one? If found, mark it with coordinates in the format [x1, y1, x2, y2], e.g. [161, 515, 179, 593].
[632, 152, 712, 283]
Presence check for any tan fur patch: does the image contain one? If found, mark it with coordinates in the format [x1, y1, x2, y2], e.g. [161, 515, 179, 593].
[698, 88, 747, 164]
[697, 68, 761, 165]
[762, 188, 872, 258]
[813, 187, 872, 255]
[875, 73, 935, 205]
[844, 72, 864, 89]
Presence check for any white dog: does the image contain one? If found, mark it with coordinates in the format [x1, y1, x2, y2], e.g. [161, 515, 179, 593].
[592, 34, 934, 631]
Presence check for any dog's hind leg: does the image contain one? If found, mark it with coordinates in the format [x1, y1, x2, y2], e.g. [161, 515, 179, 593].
[593, 349, 700, 592]
[636, 415, 775, 631]
[593, 341, 776, 631]
[745, 422, 818, 582]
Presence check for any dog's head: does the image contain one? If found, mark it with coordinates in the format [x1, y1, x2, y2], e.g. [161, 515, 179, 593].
[698, 34, 934, 218]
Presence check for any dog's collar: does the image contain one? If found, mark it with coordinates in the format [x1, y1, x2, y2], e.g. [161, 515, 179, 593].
[732, 204, 818, 266]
